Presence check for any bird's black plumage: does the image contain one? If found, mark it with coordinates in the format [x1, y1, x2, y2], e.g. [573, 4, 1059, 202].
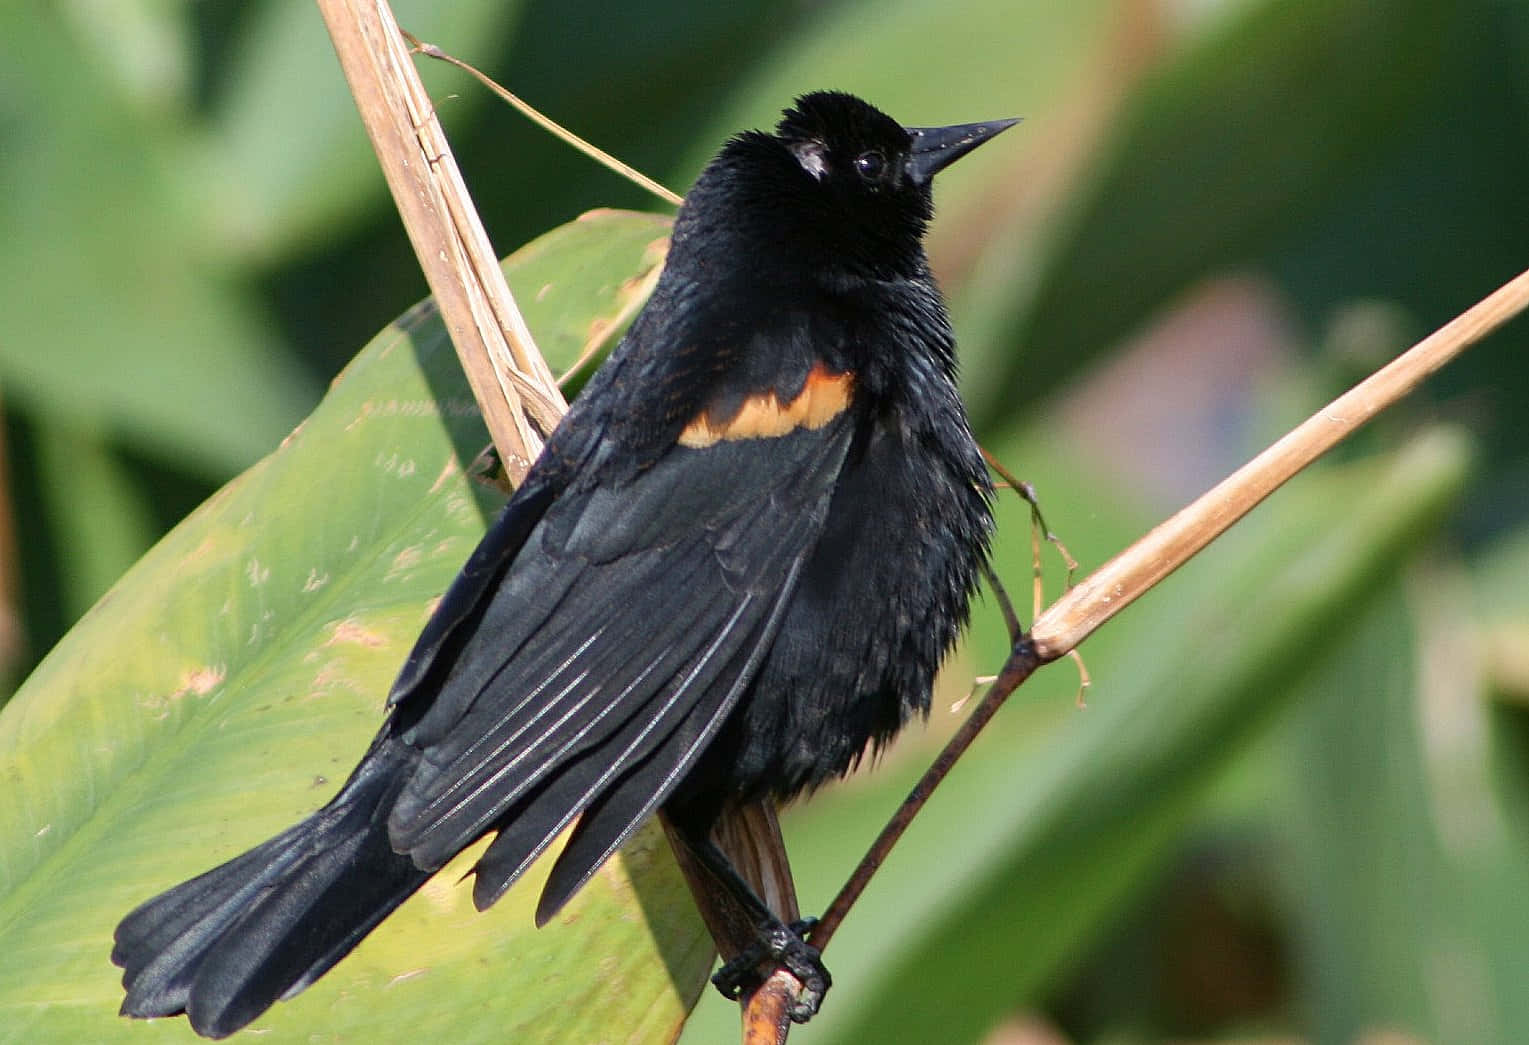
[113, 90, 1012, 1037]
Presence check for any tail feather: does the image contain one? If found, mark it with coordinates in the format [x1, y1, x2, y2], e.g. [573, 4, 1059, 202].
[114, 822, 310, 1016]
[113, 742, 430, 1039]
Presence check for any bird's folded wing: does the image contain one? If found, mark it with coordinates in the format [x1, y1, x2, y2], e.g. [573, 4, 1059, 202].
[384, 415, 857, 908]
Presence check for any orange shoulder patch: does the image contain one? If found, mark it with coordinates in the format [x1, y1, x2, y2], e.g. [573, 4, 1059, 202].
[678, 365, 854, 448]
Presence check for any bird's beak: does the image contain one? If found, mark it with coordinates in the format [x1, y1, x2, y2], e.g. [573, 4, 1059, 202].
[903, 117, 1020, 185]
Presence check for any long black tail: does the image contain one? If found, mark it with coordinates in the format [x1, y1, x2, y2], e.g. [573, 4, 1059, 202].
[112, 740, 431, 1039]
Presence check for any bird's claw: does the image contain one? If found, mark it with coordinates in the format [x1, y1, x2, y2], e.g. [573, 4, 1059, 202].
[710, 917, 831, 1022]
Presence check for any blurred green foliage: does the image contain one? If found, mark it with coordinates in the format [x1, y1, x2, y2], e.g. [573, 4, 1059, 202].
[2, 0, 1527, 1042]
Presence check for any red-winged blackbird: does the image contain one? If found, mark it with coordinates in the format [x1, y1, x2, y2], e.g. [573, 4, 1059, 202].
[113, 90, 1013, 1037]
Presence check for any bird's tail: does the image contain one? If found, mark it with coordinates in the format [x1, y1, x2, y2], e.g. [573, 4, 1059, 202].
[112, 740, 431, 1039]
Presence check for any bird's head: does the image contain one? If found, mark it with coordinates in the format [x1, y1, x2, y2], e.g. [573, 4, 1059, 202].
[676, 91, 1018, 284]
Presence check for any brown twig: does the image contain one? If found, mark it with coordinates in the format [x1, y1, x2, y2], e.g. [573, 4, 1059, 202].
[808, 265, 1529, 954]
[1031, 267, 1529, 659]
[807, 636, 1043, 951]
[660, 805, 801, 1045]
[316, 0, 565, 483]
[980, 451, 1080, 592]
[403, 33, 685, 208]
[740, 970, 800, 1045]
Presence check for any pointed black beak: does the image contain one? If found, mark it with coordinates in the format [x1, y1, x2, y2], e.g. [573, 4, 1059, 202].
[903, 117, 1020, 185]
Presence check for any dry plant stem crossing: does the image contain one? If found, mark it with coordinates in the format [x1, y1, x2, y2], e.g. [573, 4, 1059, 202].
[317, 0, 566, 483]
[1031, 266, 1529, 659]
[802, 265, 1529, 967]
[403, 33, 686, 208]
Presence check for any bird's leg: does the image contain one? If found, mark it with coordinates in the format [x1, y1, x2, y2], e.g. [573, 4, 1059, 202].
[667, 819, 830, 1023]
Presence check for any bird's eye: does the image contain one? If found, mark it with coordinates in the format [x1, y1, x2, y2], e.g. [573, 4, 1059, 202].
[853, 150, 886, 182]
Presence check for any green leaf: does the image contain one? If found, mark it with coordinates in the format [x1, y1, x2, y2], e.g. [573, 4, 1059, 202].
[206, 0, 527, 259]
[0, 210, 703, 1043]
[0, 7, 317, 475]
[965, 0, 1456, 429]
[510, 209, 671, 379]
[1277, 590, 1446, 1041]
[30, 419, 159, 627]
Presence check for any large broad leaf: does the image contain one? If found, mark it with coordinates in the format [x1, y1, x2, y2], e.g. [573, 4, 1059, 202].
[0, 210, 689, 1043]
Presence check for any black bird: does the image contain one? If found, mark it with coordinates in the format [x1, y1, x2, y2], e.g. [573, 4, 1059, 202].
[113, 90, 1013, 1037]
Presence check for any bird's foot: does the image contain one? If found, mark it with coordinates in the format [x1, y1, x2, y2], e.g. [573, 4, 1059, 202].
[711, 917, 830, 1023]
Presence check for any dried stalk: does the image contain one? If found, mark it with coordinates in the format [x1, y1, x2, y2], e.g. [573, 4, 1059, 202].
[804, 266, 1529, 956]
[316, 0, 564, 483]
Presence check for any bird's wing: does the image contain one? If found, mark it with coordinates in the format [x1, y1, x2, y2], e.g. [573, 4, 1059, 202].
[386, 471, 561, 709]
[384, 405, 857, 915]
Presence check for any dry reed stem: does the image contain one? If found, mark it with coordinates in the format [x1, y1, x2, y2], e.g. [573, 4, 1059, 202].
[1030, 267, 1529, 658]
[806, 266, 1529, 962]
[317, 0, 564, 483]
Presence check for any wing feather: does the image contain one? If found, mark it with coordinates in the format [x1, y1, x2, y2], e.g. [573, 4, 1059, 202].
[466, 588, 769, 911]
[387, 475, 560, 707]
[531, 552, 809, 922]
[387, 548, 728, 862]
[386, 417, 856, 896]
